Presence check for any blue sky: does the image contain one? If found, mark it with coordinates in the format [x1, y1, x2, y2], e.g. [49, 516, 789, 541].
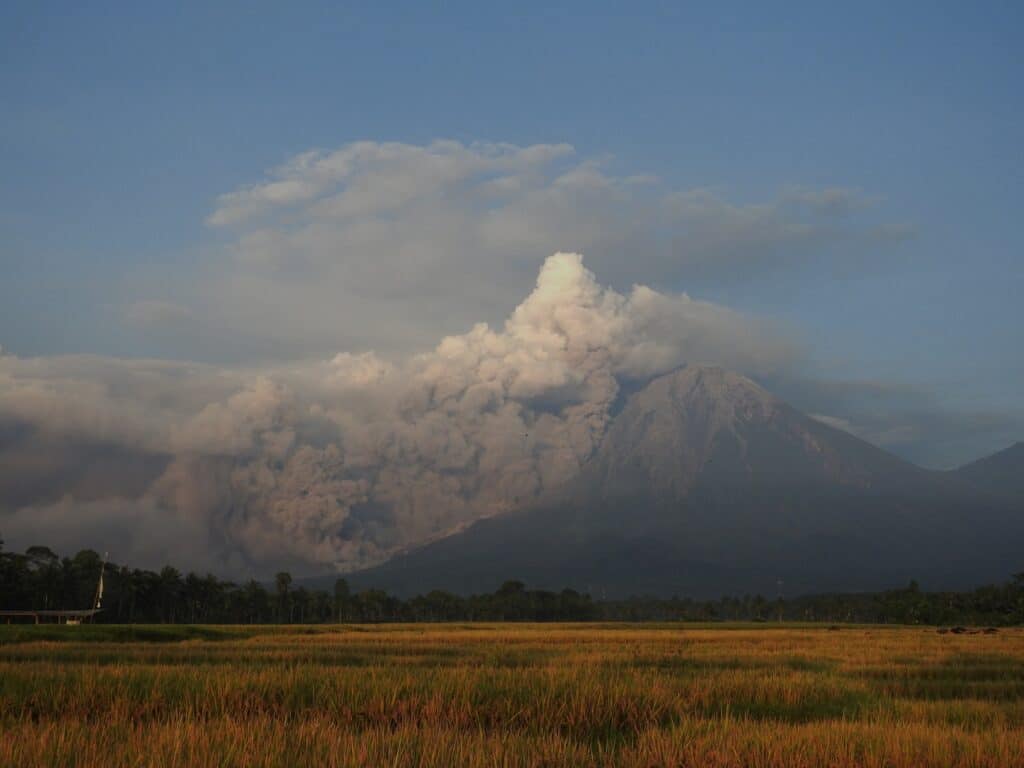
[2, 1, 1022, 467]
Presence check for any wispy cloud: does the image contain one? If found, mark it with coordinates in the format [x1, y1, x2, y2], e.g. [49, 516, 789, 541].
[128, 139, 906, 362]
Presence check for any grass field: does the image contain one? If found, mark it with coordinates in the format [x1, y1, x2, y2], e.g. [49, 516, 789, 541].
[2, 623, 1023, 767]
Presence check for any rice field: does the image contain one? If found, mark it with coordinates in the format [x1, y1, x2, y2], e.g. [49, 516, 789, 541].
[2, 623, 1023, 767]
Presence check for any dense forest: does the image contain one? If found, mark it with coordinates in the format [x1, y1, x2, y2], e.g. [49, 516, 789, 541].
[2, 539, 1023, 625]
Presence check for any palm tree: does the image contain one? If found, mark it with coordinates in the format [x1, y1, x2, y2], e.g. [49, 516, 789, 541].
[26, 546, 60, 609]
[274, 572, 292, 623]
[244, 580, 269, 623]
[334, 578, 350, 622]
[158, 566, 183, 623]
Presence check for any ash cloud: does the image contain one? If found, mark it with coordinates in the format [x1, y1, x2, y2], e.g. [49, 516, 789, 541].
[134, 140, 897, 363]
[0, 253, 794, 576]
[0, 140, 963, 573]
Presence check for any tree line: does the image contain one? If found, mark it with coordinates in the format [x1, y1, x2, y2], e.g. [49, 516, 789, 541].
[598, 577, 1024, 626]
[2, 539, 1023, 625]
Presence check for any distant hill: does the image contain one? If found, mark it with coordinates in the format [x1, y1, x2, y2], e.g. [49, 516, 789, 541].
[338, 366, 1023, 598]
[952, 442, 1024, 499]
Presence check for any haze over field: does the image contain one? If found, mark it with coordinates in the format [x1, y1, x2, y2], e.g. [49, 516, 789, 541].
[1, 4, 1022, 587]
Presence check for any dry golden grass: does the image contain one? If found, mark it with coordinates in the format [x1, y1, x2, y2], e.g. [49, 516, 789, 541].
[2, 624, 1023, 766]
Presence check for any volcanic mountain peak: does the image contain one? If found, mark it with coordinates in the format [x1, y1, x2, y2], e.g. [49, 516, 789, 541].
[343, 366, 1024, 598]
[588, 363, 929, 501]
[590, 365, 783, 498]
[624, 364, 777, 423]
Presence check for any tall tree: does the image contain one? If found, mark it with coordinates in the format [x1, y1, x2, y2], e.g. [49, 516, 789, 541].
[274, 572, 292, 623]
[334, 578, 350, 622]
[158, 566, 183, 623]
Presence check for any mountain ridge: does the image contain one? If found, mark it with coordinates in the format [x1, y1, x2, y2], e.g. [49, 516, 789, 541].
[951, 441, 1024, 499]
[333, 366, 1023, 598]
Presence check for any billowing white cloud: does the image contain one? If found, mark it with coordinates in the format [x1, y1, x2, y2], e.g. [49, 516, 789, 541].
[128, 139, 894, 362]
[0, 253, 795, 576]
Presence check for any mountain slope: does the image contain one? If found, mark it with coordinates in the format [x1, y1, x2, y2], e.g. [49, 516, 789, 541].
[952, 442, 1024, 499]
[345, 366, 1023, 598]
[587, 365, 931, 501]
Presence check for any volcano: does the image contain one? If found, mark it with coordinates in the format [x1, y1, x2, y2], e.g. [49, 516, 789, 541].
[344, 366, 1024, 598]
